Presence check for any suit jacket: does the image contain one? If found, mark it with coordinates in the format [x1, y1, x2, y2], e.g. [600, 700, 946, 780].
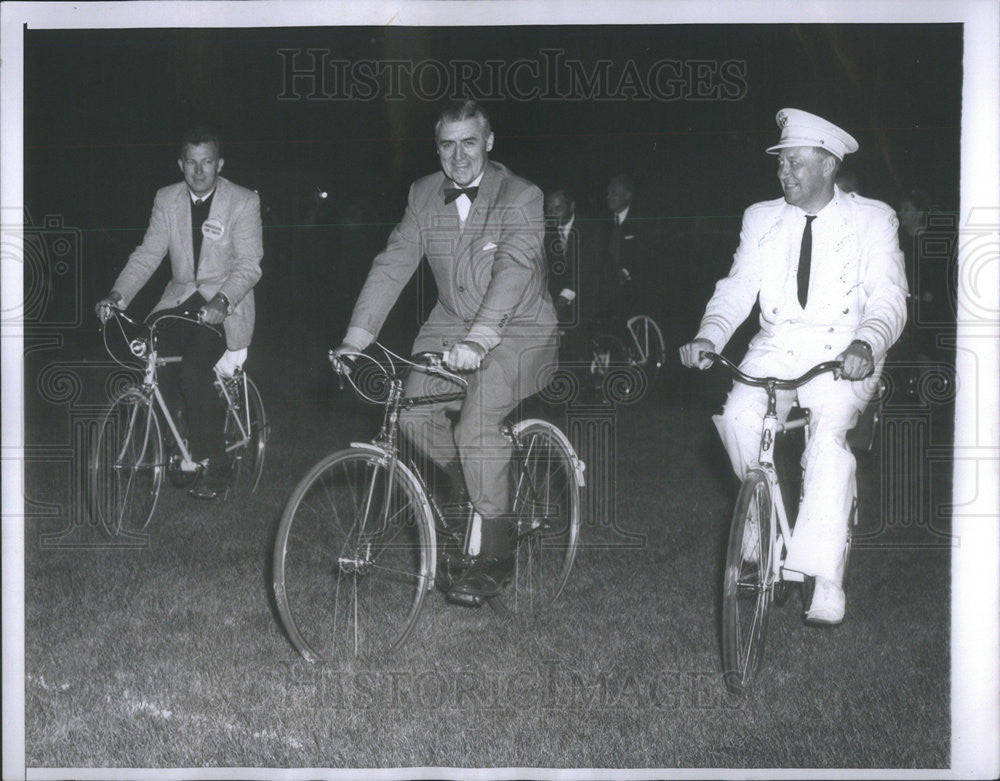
[696, 187, 908, 363]
[544, 214, 603, 325]
[113, 176, 263, 349]
[599, 203, 664, 320]
[347, 161, 558, 399]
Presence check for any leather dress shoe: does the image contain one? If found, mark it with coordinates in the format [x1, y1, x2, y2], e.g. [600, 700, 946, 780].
[189, 458, 232, 500]
[447, 554, 514, 603]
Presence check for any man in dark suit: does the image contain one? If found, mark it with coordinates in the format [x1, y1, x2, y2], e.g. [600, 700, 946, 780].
[332, 100, 558, 601]
[95, 126, 263, 499]
[601, 173, 659, 329]
[544, 186, 600, 364]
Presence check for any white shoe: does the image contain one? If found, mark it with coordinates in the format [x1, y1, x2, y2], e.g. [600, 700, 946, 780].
[806, 577, 845, 625]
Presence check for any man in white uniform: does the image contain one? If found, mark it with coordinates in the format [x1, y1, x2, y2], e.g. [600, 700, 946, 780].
[680, 108, 908, 624]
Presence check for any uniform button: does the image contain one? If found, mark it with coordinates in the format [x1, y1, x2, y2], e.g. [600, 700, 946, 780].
[463, 318, 471, 324]
[825, 344, 832, 350]
[843, 307, 849, 314]
[828, 327, 835, 333]
[457, 286, 465, 292]
[787, 349, 793, 356]
[772, 307, 779, 314]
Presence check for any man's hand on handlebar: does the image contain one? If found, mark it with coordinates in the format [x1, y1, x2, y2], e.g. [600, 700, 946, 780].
[94, 292, 124, 324]
[329, 343, 363, 375]
[679, 338, 715, 370]
[835, 340, 875, 381]
[198, 296, 228, 326]
[445, 340, 485, 372]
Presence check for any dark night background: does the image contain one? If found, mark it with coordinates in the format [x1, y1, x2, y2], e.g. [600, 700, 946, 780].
[24, 24, 962, 355]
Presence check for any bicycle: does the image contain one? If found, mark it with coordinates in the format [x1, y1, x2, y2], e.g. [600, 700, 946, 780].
[704, 351, 859, 696]
[272, 342, 586, 663]
[89, 308, 268, 536]
[589, 314, 666, 396]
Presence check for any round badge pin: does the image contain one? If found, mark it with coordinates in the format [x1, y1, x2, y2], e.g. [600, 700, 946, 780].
[202, 219, 225, 240]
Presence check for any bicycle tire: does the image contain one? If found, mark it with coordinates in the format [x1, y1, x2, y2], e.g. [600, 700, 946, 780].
[722, 469, 774, 695]
[495, 419, 583, 615]
[224, 373, 268, 495]
[626, 315, 666, 386]
[90, 388, 164, 537]
[272, 448, 435, 662]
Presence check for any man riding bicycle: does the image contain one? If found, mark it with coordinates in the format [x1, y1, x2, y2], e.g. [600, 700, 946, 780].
[331, 100, 558, 603]
[95, 126, 263, 500]
[680, 108, 908, 624]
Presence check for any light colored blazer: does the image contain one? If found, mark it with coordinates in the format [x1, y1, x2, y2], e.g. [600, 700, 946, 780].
[347, 161, 558, 399]
[113, 176, 263, 349]
[697, 187, 908, 363]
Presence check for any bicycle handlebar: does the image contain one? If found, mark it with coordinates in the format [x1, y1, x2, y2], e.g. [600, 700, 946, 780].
[703, 351, 844, 389]
[329, 342, 469, 403]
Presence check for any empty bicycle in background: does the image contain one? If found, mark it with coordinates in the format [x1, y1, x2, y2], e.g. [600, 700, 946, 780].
[272, 342, 585, 663]
[589, 314, 666, 398]
[89, 308, 268, 536]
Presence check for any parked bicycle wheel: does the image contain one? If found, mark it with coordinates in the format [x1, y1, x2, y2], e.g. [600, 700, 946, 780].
[721, 468, 774, 695]
[90, 388, 164, 537]
[222, 372, 267, 495]
[273, 448, 435, 662]
[626, 314, 666, 385]
[498, 420, 583, 615]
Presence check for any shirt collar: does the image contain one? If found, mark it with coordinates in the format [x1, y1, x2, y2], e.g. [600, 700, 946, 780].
[616, 205, 630, 224]
[189, 188, 215, 204]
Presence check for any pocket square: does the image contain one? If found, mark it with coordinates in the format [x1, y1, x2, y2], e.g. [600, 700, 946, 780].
[482, 241, 497, 251]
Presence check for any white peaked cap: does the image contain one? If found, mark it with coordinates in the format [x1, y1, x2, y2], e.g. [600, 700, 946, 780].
[766, 108, 859, 160]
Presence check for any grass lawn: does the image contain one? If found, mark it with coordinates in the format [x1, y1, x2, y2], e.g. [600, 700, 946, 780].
[22, 335, 952, 771]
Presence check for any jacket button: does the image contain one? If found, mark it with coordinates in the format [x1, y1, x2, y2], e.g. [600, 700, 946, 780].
[843, 307, 849, 314]
[825, 344, 832, 350]
[828, 327, 835, 333]
[463, 318, 471, 324]
[772, 307, 779, 314]
[457, 286, 465, 292]
[787, 349, 793, 356]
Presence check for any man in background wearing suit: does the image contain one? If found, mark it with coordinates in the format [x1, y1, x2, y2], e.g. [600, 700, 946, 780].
[601, 173, 659, 331]
[332, 100, 558, 602]
[95, 126, 263, 499]
[544, 186, 599, 364]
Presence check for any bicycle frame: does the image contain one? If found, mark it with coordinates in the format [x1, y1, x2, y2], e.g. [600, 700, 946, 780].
[103, 309, 250, 471]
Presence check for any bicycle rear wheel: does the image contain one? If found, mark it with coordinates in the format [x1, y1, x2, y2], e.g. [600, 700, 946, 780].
[273, 448, 434, 662]
[90, 389, 164, 536]
[722, 469, 774, 695]
[222, 372, 267, 495]
[497, 420, 583, 615]
[626, 315, 666, 386]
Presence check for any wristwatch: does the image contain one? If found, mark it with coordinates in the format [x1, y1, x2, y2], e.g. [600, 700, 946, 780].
[212, 291, 232, 314]
[850, 339, 873, 357]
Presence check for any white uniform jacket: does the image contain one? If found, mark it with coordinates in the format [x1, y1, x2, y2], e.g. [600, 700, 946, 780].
[696, 187, 908, 364]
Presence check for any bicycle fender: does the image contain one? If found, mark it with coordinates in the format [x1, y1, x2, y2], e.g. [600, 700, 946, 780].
[348, 442, 438, 591]
[509, 419, 587, 488]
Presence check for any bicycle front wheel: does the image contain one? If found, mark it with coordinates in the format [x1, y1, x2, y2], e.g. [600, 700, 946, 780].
[90, 388, 164, 536]
[273, 448, 435, 663]
[500, 420, 583, 614]
[722, 469, 774, 695]
[223, 373, 267, 495]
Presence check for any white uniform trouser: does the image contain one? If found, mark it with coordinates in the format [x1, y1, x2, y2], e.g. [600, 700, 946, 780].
[713, 340, 872, 583]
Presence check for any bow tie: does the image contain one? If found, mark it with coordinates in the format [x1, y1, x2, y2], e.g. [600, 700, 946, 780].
[444, 186, 479, 204]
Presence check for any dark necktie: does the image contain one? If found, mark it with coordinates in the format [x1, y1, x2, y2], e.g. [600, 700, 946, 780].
[191, 195, 212, 274]
[797, 214, 817, 308]
[444, 186, 479, 204]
